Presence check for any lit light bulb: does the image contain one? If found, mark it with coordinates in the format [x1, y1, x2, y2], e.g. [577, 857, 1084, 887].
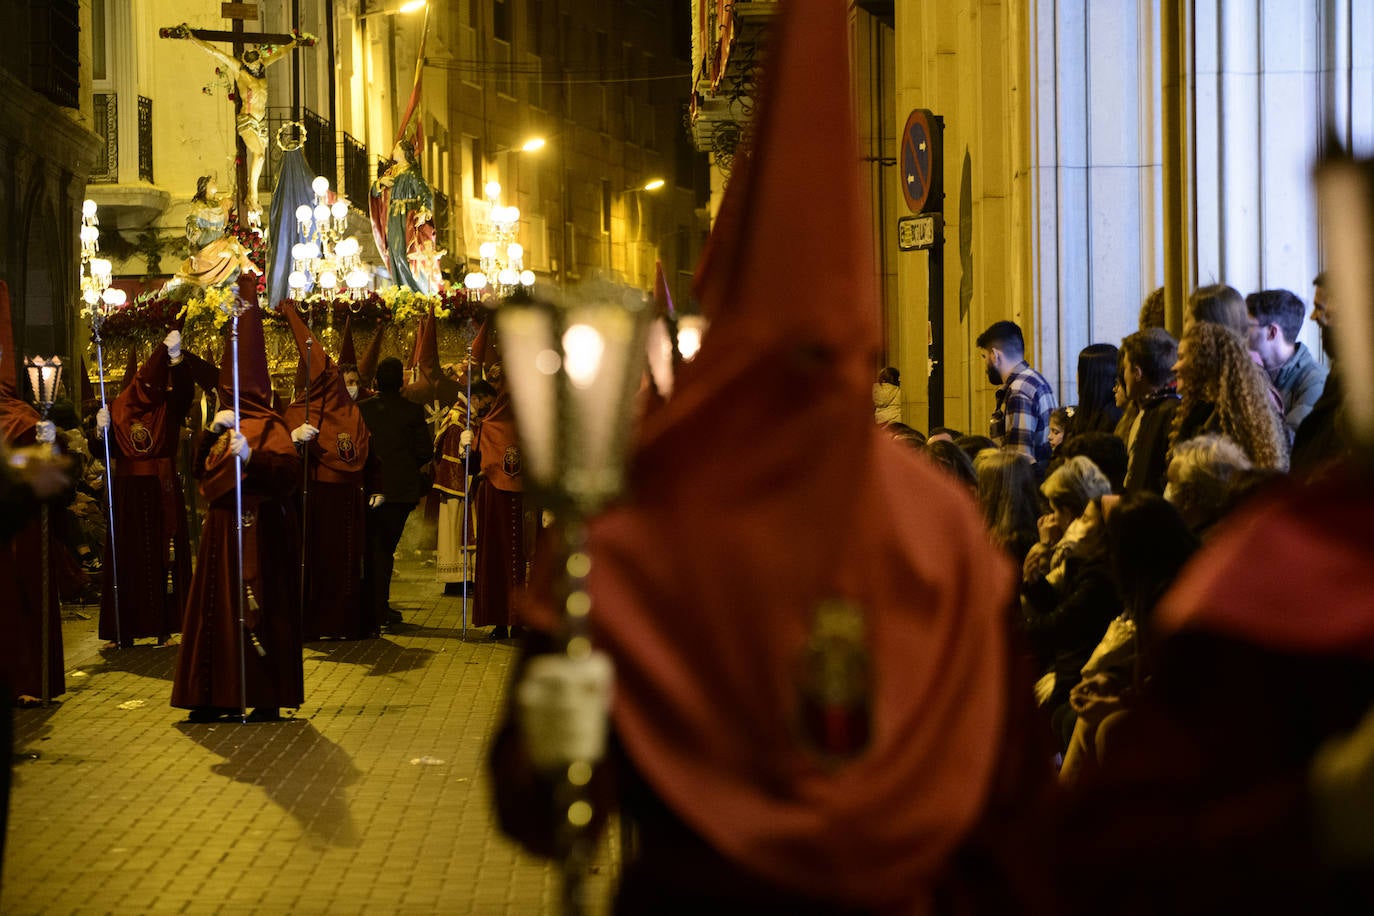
[642, 178, 666, 192]
[484, 180, 502, 201]
[521, 138, 546, 153]
[79, 225, 99, 244]
[90, 258, 112, 284]
[83, 289, 100, 305]
[313, 204, 330, 224]
[498, 268, 518, 286]
[319, 270, 339, 289]
[82, 199, 98, 219]
[346, 269, 370, 289]
[507, 243, 524, 262]
[464, 273, 487, 290]
[291, 243, 309, 261]
[331, 200, 350, 221]
[335, 237, 360, 258]
[295, 204, 313, 223]
[288, 271, 309, 290]
[479, 242, 497, 260]
[301, 242, 321, 260]
[519, 270, 536, 286]
[506, 206, 520, 223]
[103, 288, 127, 307]
[312, 176, 330, 196]
[562, 324, 605, 388]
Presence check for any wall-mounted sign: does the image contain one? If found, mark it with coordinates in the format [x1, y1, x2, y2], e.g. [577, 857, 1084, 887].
[897, 213, 942, 251]
[900, 109, 943, 214]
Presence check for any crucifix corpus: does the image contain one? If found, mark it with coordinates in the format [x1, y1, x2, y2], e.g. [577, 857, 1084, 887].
[160, 6, 316, 221]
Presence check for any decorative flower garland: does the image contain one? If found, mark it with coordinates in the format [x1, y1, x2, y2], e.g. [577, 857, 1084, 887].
[86, 284, 490, 350]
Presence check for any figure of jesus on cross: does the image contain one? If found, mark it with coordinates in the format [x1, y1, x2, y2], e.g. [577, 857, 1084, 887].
[162, 18, 316, 218]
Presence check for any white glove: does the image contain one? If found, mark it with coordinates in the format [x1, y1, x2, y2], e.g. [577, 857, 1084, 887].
[291, 423, 319, 444]
[227, 431, 251, 463]
[164, 330, 183, 363]
[211, 409, 237, 433]
[516, 652, 615, 771]
[368, 494, 385, 508]
[459, 429, 473, 451]
[95, 407, 111, 432]
[34, 421, 57, 445]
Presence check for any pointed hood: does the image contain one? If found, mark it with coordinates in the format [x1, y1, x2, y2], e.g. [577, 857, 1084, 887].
[202, 275, 295, 502]
[110, 343, 172, 457]
[338, 314, 359, 366]
[402, 305, 459, 405]
[216, 301, 275, 413]
[522, 0, 1013, 907]
[78, 357, 100, 412]
[0, 280, 40, 443]
[282, 303, 370, 474]
[357, 320, 384, 387]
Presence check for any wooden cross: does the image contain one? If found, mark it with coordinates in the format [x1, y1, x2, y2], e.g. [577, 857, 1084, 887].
[160, 3, 313, 216]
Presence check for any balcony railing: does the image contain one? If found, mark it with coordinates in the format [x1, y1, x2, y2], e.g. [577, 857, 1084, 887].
[137, 96, 153, 183]
[342, 132, 369, 206]
[262, 107, 338, 200]
[90, 91, 118, 184]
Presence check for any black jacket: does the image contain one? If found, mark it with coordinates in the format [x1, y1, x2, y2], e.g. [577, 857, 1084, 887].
[1124, 387, 1182, 495]
[358, 391, 432, 503]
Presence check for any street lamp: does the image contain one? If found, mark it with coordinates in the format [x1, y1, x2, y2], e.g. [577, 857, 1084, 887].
[25, 354, 63, 708]
[495, 281, 652, 915]
[464, 180, 536, 299]
[289, 176, 370, 297]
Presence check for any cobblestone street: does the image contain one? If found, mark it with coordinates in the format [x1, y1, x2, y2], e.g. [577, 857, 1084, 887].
[2, 553, 616, 915]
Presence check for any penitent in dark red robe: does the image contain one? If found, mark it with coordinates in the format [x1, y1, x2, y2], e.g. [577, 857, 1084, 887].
[99, 346, 198, 644]
[171, 296, 304, 713]
[282, 304, 378, 640]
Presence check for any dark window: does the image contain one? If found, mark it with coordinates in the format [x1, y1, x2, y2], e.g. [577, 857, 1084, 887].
[469, 0, 481, 30]
[596, 31, 608, 80]
[30, 0, 80, 108]
[601, 179, 611, 234]
[493, 0, 511, 43]
[91, 0, 107, 81]
[472, 137, 485, 198]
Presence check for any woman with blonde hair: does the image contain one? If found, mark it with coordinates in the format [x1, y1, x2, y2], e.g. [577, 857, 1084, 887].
[1169, 321, 1288, 471]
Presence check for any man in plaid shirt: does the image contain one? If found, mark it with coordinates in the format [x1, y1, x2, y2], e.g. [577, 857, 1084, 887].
[977, 320, 1057, 472]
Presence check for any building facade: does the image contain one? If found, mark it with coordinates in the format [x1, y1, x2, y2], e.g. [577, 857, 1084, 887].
[694, 0, 1374, 434]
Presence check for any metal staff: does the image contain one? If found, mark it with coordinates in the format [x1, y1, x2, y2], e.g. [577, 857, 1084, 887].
[230, 304, 249, 721]
[298, 307, 312, 629]
[91, 315, 121, 646]
[461, 343, 474, 640]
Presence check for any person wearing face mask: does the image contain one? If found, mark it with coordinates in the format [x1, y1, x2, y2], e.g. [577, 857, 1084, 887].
[977, 320, 1057, 474]
[282, 305, 380, 641]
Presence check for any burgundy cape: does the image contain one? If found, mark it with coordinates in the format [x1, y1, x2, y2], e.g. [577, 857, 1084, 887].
[493, 2, 1044, 910]
[1052, 471, 1374, 914]
[401, 305, 461, 407]
[171, 289, 304, 712]
[471, 373, 527, 629]
[0, 282, 64, 701]
[99, 344, 196, 643]
[282, 305, 378, 640]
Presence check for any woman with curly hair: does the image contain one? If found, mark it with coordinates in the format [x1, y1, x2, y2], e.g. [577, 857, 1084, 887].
[1169, 321, 1288, 471]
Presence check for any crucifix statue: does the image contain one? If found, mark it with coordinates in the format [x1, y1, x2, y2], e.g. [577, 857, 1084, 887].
[161, 14, 316, 219]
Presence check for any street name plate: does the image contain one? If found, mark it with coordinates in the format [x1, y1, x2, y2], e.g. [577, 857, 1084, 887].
[897, 214, 941, 251]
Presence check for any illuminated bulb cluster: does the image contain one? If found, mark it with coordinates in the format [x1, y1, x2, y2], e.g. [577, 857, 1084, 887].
[463, 180, 536, 297]
[79, 200, 126, 312]
[289, 176, 370, 297]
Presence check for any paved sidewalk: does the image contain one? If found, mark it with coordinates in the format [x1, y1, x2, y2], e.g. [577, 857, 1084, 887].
[2, 554, 616, 915]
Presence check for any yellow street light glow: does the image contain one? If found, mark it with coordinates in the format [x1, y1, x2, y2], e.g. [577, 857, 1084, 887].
[399, 0, 427, 13]
[642, 178, 666, 192]
[520, 137, 546, 153]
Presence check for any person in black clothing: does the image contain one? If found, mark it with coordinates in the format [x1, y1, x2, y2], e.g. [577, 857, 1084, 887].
[1119, 328, 1181, 494]
[358, 357, 433, 627]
